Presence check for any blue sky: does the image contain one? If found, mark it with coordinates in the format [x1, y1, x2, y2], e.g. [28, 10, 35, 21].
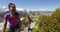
[0, 0, 60, 11]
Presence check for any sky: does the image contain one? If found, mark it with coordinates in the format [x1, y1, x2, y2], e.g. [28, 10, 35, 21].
[0, 0, 60, 11]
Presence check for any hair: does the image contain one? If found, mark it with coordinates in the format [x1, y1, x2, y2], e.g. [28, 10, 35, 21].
[8, 3, 16, 8]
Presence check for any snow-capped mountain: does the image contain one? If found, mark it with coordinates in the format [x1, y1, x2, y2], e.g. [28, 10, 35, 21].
[0, 6, 27, 13]
[0, 6, 53, 18]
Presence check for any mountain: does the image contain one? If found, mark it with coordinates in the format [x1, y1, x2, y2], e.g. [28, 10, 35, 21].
[0, 7, 53, 19]
[29, 11, 53, 16]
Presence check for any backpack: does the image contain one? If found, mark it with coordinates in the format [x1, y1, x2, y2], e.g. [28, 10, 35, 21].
[25, 17, 31, 24]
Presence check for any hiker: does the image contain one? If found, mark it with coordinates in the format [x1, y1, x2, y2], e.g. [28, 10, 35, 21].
[25, 15, 32, 32]
[2, 3, 21, 32]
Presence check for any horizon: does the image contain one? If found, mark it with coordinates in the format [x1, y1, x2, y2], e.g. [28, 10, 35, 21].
[0, 7, 55, 11]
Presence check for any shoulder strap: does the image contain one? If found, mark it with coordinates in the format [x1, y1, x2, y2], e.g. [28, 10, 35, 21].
[7, 14, 10, 22]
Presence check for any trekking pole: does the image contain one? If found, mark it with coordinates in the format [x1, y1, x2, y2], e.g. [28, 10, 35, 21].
[18, 22, 21, 32]
[28, 24, 30, 32]
[18, 18, 21, 32]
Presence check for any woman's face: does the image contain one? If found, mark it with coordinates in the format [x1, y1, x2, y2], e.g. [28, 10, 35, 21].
[9, 5, 16, 14]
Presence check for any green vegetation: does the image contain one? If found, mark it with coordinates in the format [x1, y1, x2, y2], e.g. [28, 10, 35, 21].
[31, 8, 60, 32]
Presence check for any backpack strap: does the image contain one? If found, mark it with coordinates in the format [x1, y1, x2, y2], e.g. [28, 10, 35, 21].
[15, 12, 21, 22]
[16, 12, 21, 32]
[7, 14, 10, 22]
